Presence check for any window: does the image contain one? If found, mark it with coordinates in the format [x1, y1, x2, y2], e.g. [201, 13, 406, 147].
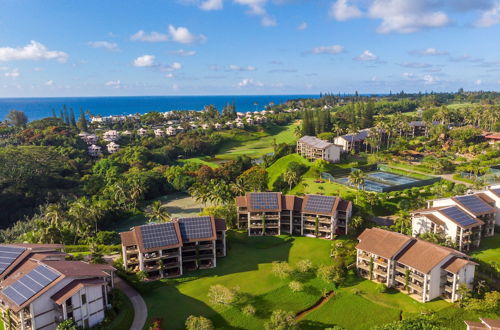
[81, 293, 87, 305]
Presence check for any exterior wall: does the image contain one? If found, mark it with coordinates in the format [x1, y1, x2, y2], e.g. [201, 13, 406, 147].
[70, 285, 106, 328]
[333, 137, 348, 152]
[324, 145, 341, 163]
[484, 188, 500, 225]
[427, 255, 454, 301]
[31, 277, 74, 330]
[411, 215, 434, 236]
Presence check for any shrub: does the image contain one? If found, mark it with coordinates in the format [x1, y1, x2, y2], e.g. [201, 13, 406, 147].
[351, 288, 362, 295]
[317, 263, 345, 284]
[242, 304, 256, 316]
[136, 270, 147, 281]
[185, 315, 214, 330]
[375, 283, 387, 293]
[264, 310, 297, 330]
[208, 284, 236, 305]
[56, 319, 78, 330]
[296, 259, 313, 273]
[272, 261, 292, 279]
[289, 281, 303, 293]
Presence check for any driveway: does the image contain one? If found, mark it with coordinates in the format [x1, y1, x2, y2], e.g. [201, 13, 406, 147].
[115, 276, 147, 330]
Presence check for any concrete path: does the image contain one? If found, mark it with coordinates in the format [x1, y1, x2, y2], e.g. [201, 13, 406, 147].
[115, 276, 147, 330]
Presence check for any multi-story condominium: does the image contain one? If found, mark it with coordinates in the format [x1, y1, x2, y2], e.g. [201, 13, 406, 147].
[0, 244, 115, 330]
[81, 134, 98, 145]
[296, 136, 342, 163]
[356, 228, 476, 303]
[236, 192, 352, 239]
[87, 144, 102, 157]
[102, 130, 119, 142]
[137, 128, 148, 137]
[333, 129, 370, 153]
[412, 193, 497, 251]
[106, 142, 120, 154]
[481, 185, 500, 225]
[154, 128, 166, 137]
[120, 216, 226, 279]
[464, 317, 500, 330]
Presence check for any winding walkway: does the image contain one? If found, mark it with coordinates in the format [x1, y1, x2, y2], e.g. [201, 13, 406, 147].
[115, 277, 147, 330]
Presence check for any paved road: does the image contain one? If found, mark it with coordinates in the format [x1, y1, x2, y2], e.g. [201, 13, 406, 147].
[115, 276, 147, 330]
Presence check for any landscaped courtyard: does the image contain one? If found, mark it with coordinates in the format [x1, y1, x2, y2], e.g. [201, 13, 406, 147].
[139, 233, 483, 330]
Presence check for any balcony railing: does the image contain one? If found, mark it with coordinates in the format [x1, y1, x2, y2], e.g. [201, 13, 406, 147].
[408, 282, 423, 293]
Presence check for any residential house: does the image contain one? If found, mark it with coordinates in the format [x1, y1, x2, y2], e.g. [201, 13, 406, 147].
[106, 142, 120, 154]
[296, 136, 342, 163]
[236, 192, 351, 239]
[246, 118, 254, 126]
[412, 193, 497, 251]
[236, 121, 245, 129]
[154, 128, 166, 137]
[87, 145, 102, 157]
[166, 126, 177, 136]
[225, 121, 234, 128]
[333, 129, 370, 153]
[83, 134, 98, 145]
[482, 185, 500, 225]
[102, 130, 119, 142]
[120, 216, 226, 279]
[0, 244, 115, 330]
[464, 318, 500, 330]
[483, 133, 500, 145]
[214, 123, 222, 130]
[356, 228, 476, 303]
[137, 128, 148, 137]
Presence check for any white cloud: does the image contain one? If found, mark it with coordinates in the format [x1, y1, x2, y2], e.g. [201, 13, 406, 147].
[0, 41, 68, 62]
[172, 83, 179, 91]
[162, 62, 182, 72]
[200, 0, 223, 10]
[311, 45, 345, 54]
[368, 0, 450, 34]
[87, 41, 119, 51]
[4, 68, 20, 78]
[168, 25, 207, 44]
[33, 67, 44, 72]
[261, 16, 277, 26]
[130, 30, 169, 42]
[423, 74, 437, 84]
[234, 0, 277, 27]
[133, 55, 156, 67]
[410, 47, 448, 56]
[170, 49, 197, 57]
[475, 3, 500, 27]
[105, 80, 121, 88]
[229, 64, 257, 71]
[238, 78, 264, 87]
[297, 22, 308, 30]
[475, 79, 482, 85]
[330, 0, 362, 21]
[355, 50, 378, 61]
[165, 73, 174, 78]
[45, 80, 54, 86]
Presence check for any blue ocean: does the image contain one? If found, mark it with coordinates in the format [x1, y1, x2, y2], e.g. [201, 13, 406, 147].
[0, 95, 318, 121]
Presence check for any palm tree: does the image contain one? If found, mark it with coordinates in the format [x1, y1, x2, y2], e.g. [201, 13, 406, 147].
[44, 204, 66, 227]
[146, 201, 171, 223]
[230, 177, 247, 196]
[348, 169, 365, 191]
[392, 211, 411, 234]
[283, 170, 299, 191]
[129, 181, 145, 210]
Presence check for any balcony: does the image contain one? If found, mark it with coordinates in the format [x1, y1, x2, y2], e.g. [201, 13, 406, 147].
[408, 282, 423, 293]
[358, 263, 370, 271]
[373, 258, 388, 267]
[395, 266, 406, 274]
[444, 285, 453, 293]
[198, 243, 214, 250]
[410, 272, 424, 282]
[127, 258, 139, 265]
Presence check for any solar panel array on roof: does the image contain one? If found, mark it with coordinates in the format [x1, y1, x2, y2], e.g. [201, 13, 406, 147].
[249, 193, 279, 210]
[0, 246, 25, 275]
[489, 187, 500, 196]
[140, 223, 179, 249]
[178, 216, 214, 241]
[2, 265, 60, 306]
[303, 195, 336, 214]
[441, 206, 478, 227]
[455, 195, 495, 214]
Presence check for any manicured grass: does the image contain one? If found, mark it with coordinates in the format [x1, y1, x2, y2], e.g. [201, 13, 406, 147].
[179, 157, 219, 168]
[140, 233, 474, 330]
[113, 193, 205, 232]
[470, 233, 500, 265]
[379, 165, 434, 180]
[266, 154, 311, 189]
[109, 290, 134, 330]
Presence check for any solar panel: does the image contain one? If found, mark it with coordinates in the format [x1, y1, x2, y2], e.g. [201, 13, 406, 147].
[441, 206, 478, 227]
[249, 192, 279, 210]
[455, 195, 495, 214]
[178, 216, 214, 241]
[303, 195, 336, 214]
[140, 223, 179, 249]
[0, 246, 25, 274]
[2, 265, 60, 306]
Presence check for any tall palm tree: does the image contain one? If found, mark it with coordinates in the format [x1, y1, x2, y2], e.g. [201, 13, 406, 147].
[348, 169, 365, 191]
[129, 181, 146, 210]
[392, 211, 411, 234]
[146, 201, 171, 223]
[283, 170, 299, 191]
[44, 204, 66, 227]
[230, 177, 247, 197]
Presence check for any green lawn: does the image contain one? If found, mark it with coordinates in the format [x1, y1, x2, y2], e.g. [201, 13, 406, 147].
[470, 233, 500, 265]
[140, 233, 473, 330]
[113, 193, 206, 232]
[109, 289, 135, 330]
[266, 154, 311, 189]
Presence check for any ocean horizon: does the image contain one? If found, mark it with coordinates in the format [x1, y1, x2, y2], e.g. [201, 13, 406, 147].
[0, 95, 319, 122]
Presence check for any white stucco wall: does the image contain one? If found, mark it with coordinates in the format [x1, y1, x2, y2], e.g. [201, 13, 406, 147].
[484, 187, 500, 225]
[31, 277, 73, 330]
[325, 145, 341, 163]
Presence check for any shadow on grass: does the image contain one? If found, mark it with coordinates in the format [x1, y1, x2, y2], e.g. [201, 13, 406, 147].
[299, 320, 338, 329]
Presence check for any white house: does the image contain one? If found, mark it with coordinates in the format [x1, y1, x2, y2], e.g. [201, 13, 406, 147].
[137, 128, 148, 137]
[482, 185, 500, 225]
[296, 136, 342, 163]
[0, 244, 115, 330]
[83, 134, 98, 145]
[214, 123, 222, 130]
[225, 121, 234, 128]
[236, 121, 244, 129]
[154, 128, 166, 137]
[106, 142, 120, 154]
[333, 129, 370, 153]
[356, 228, 476, 303]
[88, 145, 102, 157]
[102, 130, 119, 142]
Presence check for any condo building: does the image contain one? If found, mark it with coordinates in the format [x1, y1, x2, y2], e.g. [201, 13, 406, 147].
[236, 192, 352, 239]
[296, 136, 342, 163]
[0, 244, 115, 330]
[120, 216, 226, 279]
[356, 228, 476, 303]
[412, 192, 497, 251]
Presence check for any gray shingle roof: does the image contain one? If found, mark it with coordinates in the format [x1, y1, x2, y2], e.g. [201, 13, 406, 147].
[298, 136, 333, 149]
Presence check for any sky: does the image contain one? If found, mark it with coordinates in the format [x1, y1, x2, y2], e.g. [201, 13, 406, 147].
[0, 0, 499, 97]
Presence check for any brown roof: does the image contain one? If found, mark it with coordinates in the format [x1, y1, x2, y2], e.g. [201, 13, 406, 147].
[481, 318, 500, 329]
[464, 320, 487, 329]
[356, 228, 413, 259]
[396, 239, 464, 274]
[11, 243, 64, 250]
[412, 206, 446, 214]
[235, 196, 247, 208]
[215, 218, 227, 231]
[476, 193, 495, 205]
[302, 194, 340, 216]
[423, 213, 445, 227]
[120, 231, 137, 247]
[42, 261, 115, 277]
[51, 278, 105, 305]
[284, 195, 303, 211]
[30, 251, 68, 261]
[441, 256, 477, 274]
[246, 192, 282, 212]
[337, 199, 351, 212]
